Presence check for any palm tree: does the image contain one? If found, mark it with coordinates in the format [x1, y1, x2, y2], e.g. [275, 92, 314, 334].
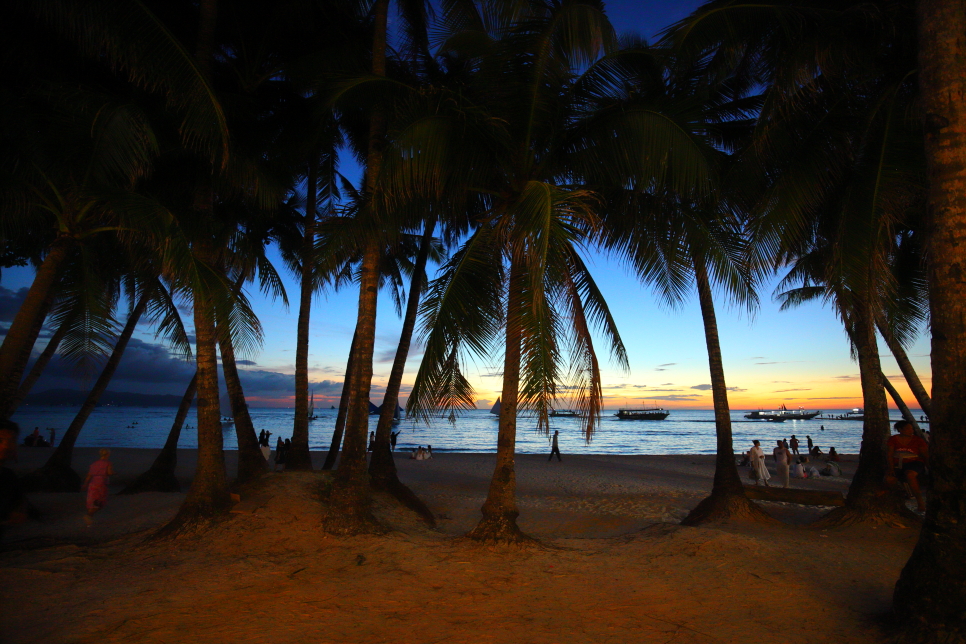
[893, 0, 966, 635]
[405, 0, 646, 542]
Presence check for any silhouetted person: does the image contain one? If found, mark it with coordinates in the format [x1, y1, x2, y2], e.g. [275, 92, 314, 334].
[48, 427, 56, 447]
[390, 431, 399, 451]
[258, 429, 266, 446]
[0, 421, 27, 530]
[790, 435, 800, 455]
[806, 435, 814, 452]
[549, 430, 561, 462]
[887, 420, 929, 512]
[427, 444, 433, 458]
[275, 437, 285, 471]
[368, 432, 375, 452]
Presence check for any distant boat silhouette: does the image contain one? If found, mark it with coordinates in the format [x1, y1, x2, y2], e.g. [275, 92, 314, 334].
[490, 397, 501, 417]
[307, 390, 318, 421]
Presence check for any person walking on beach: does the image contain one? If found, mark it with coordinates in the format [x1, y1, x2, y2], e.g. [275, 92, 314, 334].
[82, 449, 113, 526]
[748, 440, 770, 486]
[790, 435, 800, 455]
[773, 440, 791, 488]
[548, 430, 561, 462]
[806, 435, 814, 452]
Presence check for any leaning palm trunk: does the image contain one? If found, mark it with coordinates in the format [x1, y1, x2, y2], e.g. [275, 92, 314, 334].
[369, 223, 435, 525]
[0, 237, 73, 420]
[818, 299, 911, 526]
[881, 372, 923, 436]
[165, 242, 232, 529]
[467, 260, 530, 543]
[326, 241, 381, 532]
[323, 0, 388, 533]
[876, 317, 932, 418]
[218, 328, 266, 484]
[322, 331, 357, 470]
[7, 312, 72, 416]
[120, 373, 197, 494]
[289, 160, 318, 471]
[23, 292, 150, 492]
[893, 2, 966, 636]
[682, 257, 771, 525]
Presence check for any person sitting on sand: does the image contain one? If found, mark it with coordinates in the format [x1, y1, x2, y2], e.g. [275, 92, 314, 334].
[810, 445, 823, 458]
[790, 457, 807, 479]
[828, 446, 840, 462]
[82, 449, 114, 526]
[886, 420, 929, 512]
[410, 447, 419, 460]
[426, 445, 433, 459]
[748, 440, 771, 486]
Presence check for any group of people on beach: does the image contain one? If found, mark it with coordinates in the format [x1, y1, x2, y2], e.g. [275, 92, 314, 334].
[745, 436, 843, 488]
[22, 427, 55, 448]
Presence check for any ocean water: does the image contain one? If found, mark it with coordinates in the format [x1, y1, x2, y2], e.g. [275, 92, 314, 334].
[10, 406, 922, 455]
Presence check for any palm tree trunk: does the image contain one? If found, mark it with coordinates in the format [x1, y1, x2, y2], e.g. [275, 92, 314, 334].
[894, 2, 966, 636]
[7, 312, 72, 416]
[467, 258, 530, 543]
[327, 241, 380, 531]
[322, 330, 357, 470]
[880, 371, 923, 436]
[819, 299, 910, 526]
[166, 242, 231, 527]
[23, 292, 150, 492]
[682, 255, 771, 525]
[369, 222, 435, 525]
[323, 0, 388, 533]
[289, 160, 318, 471]
[120, 373, 197, 494]
[218, 325, 266, 484]
[876, 317, 932, 417]
[0, 236, 72, 420]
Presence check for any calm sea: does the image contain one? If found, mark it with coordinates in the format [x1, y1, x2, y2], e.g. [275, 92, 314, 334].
[10, 406, 922, 455]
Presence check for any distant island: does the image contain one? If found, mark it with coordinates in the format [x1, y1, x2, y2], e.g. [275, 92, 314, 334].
[21, 389, 195, 408]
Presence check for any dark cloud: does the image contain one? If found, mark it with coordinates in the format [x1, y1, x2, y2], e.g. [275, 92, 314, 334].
[660, 383, 674, 386]
[807, 396, 855, 400]
[654, 368, 667, 372]
[644, 388, 683, 393]
[657, 363, 676, 367]
[727, 387, 747, 392]
[374, 349, 398, 363]
[638, 394, 703, 401]
[236, 360, 257, 366]
[833, 375, 859, 381]
[481, 372, 503, 378]
[773, 388, 811, 393]
[0, 286, 28, 322]
[749, 356, 766, 360]
[771, 380, 792, 384]
[690, 384, 713, 391]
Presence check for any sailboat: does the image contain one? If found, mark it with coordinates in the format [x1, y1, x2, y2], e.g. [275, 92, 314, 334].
[307, 390, 318, 421]
[490, 397, 501, 418]
[220, 398, 234, 426]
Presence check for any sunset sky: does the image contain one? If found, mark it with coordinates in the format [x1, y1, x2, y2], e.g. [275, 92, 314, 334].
[0, 0, 932, 411]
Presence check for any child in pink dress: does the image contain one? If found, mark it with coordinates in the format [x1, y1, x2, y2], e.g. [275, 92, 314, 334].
[82, 449, 113, 525]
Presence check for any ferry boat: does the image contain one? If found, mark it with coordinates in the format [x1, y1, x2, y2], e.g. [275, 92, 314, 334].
[836, 408, 864, 421]
[615, 405, 669, 421]
[744, 404, 821, 421]
[549, 409, 580, 418]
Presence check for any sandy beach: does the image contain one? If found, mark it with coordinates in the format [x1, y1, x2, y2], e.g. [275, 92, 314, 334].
[1, 448, 919, 643]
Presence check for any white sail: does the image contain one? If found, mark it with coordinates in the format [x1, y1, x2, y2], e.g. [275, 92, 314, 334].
[490, 397, 501, 416]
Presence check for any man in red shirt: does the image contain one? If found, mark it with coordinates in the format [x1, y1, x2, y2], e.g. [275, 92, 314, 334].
[886, 420, 930, 512]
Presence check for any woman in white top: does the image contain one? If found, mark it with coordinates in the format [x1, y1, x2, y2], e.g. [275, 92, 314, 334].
[773, 440, 791, 488]
[748, 440, 771, 486]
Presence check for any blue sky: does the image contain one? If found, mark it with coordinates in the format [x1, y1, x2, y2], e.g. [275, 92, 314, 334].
[0, 0, 932, 410]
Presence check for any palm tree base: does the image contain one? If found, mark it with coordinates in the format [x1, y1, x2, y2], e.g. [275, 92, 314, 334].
[466, 511, 535, 545]
[369, 445, 435, 526]
[681, 491, 776, 526]
[154, 496, 232, 539]
[321, 479, 383, 535]
[283, 446, 313, 472]
[813, 491, 919, 528]
[236, 448, 270, 484]
[19, 464, 81, 493]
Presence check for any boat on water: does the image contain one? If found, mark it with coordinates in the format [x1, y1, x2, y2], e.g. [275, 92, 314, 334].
[615, 405, 669, 421]
[307, 391, 318, 421]
[836, 408, 865, 421]
[549, 409, 580, 418]
[744, 404, 821, 421]
[490, 397, 501, 418]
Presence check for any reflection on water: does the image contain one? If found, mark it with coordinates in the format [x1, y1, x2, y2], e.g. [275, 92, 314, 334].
[11, 406, 909, 455]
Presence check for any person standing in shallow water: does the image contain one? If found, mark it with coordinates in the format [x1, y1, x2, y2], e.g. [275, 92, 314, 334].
[790, 435, 800, 455]
[549, 430, 561, 462]
[82, 449, 113, 526]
